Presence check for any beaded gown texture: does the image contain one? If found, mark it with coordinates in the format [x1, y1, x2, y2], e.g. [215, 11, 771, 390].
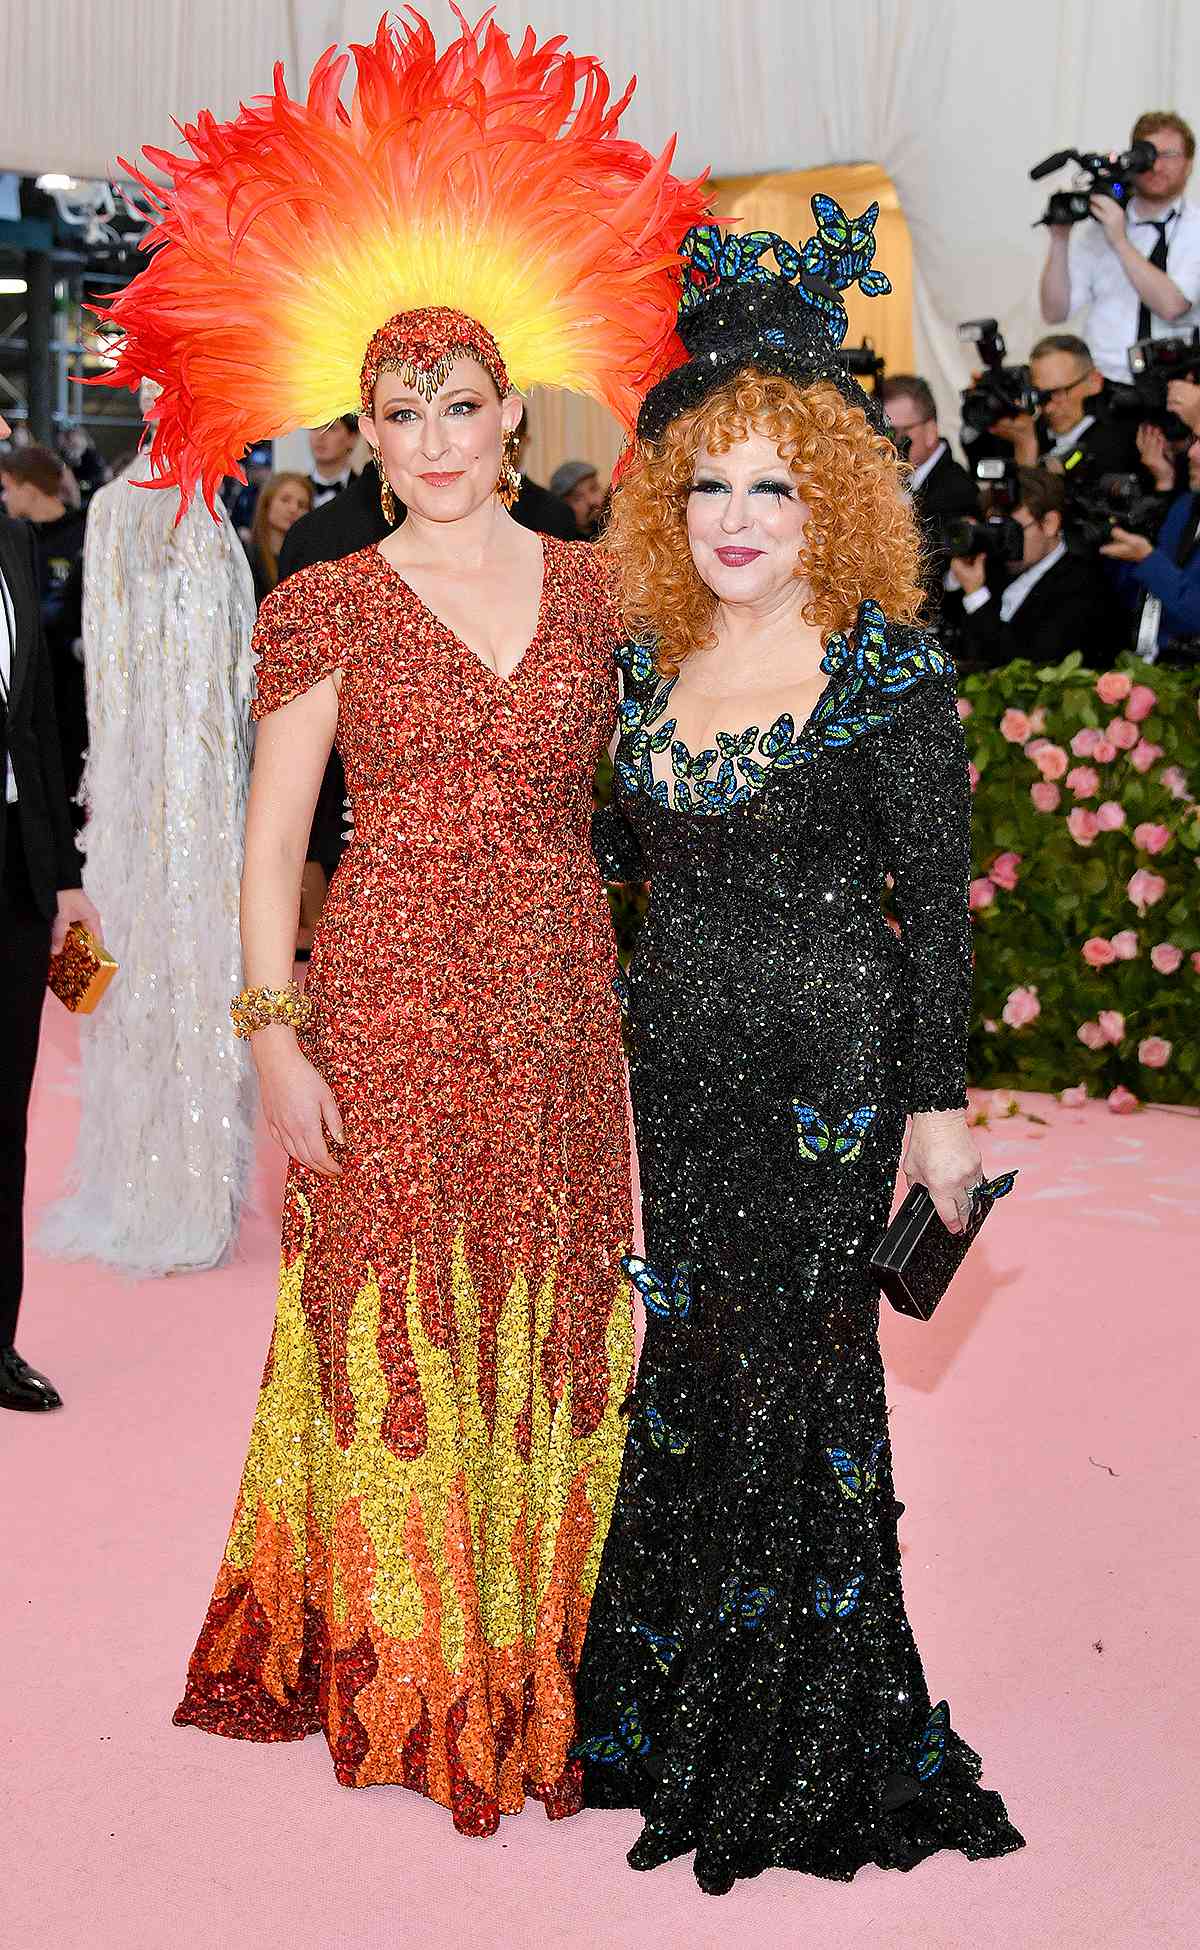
[175, 537, 634, 1836]
[579, 602, 1024, 1893]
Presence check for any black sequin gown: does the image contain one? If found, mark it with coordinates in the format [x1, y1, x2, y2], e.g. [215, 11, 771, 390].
[578, 601, 1024, 1895]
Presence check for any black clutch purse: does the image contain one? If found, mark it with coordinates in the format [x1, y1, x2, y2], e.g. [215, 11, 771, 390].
[870, 1172, 1017, 1320]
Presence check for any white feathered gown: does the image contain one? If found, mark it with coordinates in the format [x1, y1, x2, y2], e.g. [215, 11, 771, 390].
[38, 471, 258, 1275]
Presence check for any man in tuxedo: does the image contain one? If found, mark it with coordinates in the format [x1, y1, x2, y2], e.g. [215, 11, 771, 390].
[987, 335, 1141, 478]
[879, 376, 978, 630]
[0, 410, 101, 1411]
[948, 465, 1113, 668]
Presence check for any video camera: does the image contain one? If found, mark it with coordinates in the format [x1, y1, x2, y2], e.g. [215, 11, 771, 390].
[1029, 141, 1157, 226]
[937, 457, 1025, 566]
[1103, 329, 1200, 440]
[838, 341, 886, 392]
[1060, 452, 1169, 550]
[957, 320, 1039, 434]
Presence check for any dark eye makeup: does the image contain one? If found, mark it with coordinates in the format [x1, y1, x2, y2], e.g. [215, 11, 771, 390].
[688, 477, 794, 498]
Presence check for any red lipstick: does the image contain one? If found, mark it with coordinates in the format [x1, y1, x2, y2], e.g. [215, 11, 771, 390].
[419, 471, 464, 486]
[714, 546, 764, 567]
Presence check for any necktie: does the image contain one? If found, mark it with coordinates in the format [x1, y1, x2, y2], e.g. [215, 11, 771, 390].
[1134, 217, 1171, 343]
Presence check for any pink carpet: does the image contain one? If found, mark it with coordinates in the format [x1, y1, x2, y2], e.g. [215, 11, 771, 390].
[5, 1006, 1197, 1950]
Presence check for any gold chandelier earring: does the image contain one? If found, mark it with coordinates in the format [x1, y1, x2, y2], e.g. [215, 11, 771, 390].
[374, 451, 398, 525]
[496, 428, 522, 509]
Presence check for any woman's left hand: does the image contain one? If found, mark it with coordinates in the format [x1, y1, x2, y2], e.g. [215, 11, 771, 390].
[903, 1108, 982, 1236]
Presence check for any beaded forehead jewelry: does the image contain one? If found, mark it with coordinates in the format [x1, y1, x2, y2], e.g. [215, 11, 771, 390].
[95, 10, 710, 514]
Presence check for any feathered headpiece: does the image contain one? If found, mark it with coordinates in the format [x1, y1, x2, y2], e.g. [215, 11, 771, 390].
[97, 8, 709, 511]
[636, 194, 894, 443]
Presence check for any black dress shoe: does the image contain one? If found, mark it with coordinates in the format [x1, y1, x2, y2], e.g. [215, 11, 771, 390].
[0, 1345, 63, 1412]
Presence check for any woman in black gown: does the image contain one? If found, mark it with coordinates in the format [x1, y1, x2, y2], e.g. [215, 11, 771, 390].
[577, 206, 1024, 1894]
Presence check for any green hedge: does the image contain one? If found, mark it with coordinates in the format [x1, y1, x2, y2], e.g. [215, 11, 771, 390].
[602, 654, 1200, 1107]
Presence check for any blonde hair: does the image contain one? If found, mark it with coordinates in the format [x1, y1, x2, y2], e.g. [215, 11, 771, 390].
[608, 371, 925, 674]
[251, 471, 314, 590]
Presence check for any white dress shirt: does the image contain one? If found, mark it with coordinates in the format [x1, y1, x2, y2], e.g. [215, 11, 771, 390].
[1066, 199, 1200, 382]
[0, 561, 17, 804]
[909, 438, 948, 494]
[961, 540, 1067, 621]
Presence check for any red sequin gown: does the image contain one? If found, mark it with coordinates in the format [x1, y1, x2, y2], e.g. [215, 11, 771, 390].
[174, 538, 634, 1835]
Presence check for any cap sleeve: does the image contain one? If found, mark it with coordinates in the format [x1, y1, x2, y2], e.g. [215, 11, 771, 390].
[250, 561, 359, 721]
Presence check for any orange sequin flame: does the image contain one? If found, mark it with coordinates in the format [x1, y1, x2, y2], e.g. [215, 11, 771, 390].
[96, 8, 710, 512]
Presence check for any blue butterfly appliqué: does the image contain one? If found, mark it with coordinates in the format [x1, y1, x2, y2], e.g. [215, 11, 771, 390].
[914, 1701, 950, 1782]
[643, 1401, 691, 1455]
[571, 1698, 651, 1766]
[718, 1578, 777, 1630]
[793, 1102, 879, 1167]
[801, 194, 893, 299]
[634, 1621, 682, 1673]
[622, 1254, 692, 1322]
[826, 1437, 887, 1502]
[814, 1572, 865, 1620]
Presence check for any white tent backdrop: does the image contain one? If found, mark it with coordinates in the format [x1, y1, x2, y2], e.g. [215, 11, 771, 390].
[7, 0, 1200, 436]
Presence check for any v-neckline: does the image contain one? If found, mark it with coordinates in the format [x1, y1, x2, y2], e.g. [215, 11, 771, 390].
[370, 537, 551, 689]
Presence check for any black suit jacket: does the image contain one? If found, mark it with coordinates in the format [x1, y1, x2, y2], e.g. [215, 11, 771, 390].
[912, 444, 979, 525]
[957, 549, 1116, 669]
[912, 445, 979, 629]
[0, 513, 80, 916]
[512, 477, 578, 540]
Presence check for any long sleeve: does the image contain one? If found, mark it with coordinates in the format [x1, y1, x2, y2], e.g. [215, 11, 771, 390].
[871, 678, 972, 1113]
[24, 521, 80, 890]
[1131, 498, 1200, 637]
[591, 804, 645, 883]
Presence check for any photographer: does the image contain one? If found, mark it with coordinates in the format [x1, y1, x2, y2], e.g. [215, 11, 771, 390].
[948, 466, 1111, 667]
[1101, 429, 1200, 662]
[880, 375, 978, 627]
[1040, 113, 1200, 384]
[992, 334, 1141, 473]
[1166, 376, 1200, 432]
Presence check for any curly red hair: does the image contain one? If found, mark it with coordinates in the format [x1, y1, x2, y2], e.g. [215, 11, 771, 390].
[608, 370, 925, 674]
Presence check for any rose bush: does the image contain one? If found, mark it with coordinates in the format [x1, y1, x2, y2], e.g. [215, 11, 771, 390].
[962, 652, 1200, 1105]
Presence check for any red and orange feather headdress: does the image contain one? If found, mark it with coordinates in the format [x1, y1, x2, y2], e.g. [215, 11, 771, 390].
[97, 8, 709, 512]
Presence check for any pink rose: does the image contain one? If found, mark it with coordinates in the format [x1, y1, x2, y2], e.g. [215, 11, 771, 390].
[1065, 765, 1099, 799]
[1092, 739, 1118, 764]
[1077, 1020, 1106, 1050]
[1138, 1036, 1172, 1069]
[1000, 708, 1031, 743]
[1098, 1009, 1125, 1045]
[1059, 1083, 1089, 1108]
[1002, 985, 1041, 1029]
[1110, 929, 1139, 960]
[983, 1018, 998, 1033]
[968, 761, 980, 793]
[956, 696, 973, 720]
[1192, 951, 1200, 974]
[1067, 807, 1099, 846]
[1106, 718, 1138, 751]
[1033, 742, 1068, 780]
[1096, 671, 1132, 705]
[1107, 1085, 1140, 1116]
[1132, 822, 1171, 855]
[990, 851, 1022, 891]
[1161, 765, 1192, 801]
[1071, 727, 1101, 758]
[991, 1089, 1020, 1117]
[1125, 684, 1156, 723]
[1127, 868, 1167, 913]
[1095, 800, 1125, 831]
[1150, 943, 1183, 975]
[1081, 937, 1117, 968]
[1129, 740, 1163, 774]
[968, 875, 996, 911]
[1029, 707, 1047, 734]
[1030, 781, 1060, 812]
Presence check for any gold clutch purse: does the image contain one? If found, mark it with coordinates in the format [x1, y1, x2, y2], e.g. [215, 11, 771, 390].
[47, 923, 119, 1014]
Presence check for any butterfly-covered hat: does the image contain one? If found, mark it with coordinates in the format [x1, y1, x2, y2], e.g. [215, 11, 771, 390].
[637, 194, 893, 443]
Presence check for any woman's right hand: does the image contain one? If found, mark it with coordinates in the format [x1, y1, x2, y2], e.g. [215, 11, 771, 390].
[253, 1025, 344, 1175]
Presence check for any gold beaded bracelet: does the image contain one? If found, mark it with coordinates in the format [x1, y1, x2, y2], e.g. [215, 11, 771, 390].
[230, 981, 313, 1040]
